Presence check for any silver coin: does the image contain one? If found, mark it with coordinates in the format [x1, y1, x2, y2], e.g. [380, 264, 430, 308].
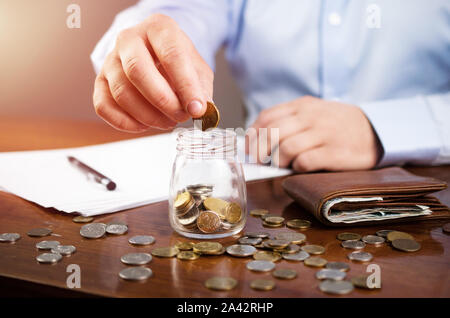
[0, 233, 21, 243]
[238, 237, 262, 245]
[226, 244, 257, 257]
[36, 252, 62, 264]
[27, 228, 52, 237]
[347, 251, 373, 262]
[128, 235, 155, 246]
[51, 245, 76, 256]
[376, 229, 392, 238]
[119, 267, 153, 281]
[120, 253, 152, 265]
[315, 269, 347, 281]
[362, 235, 385, 245]
[319, 280, 354, 295]
[245, 232, 270, 239]
[326, 262, 350, 272]
[341, 240, 366, 250]
[106, 224, 128, 235]
[274, 232, 306, 244]
[246, 260, 276, 272]
[36, 240, 61, 250]
[80, 223, 106, 239]
[282, 251, 310, 262]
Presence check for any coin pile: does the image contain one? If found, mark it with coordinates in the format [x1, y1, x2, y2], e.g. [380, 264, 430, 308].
[250, 210, 312, 231]
[173, 186, 243, 234]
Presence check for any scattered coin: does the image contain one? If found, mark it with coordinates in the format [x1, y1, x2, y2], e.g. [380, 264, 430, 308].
[239, 236, 262, 245]
[151, 247, 179, 258]
[250, 279, 276, 291]
[319, 280, 354, 295]
[246, 260, 276, 272]
[0, 233, 21, 243]
[193, 242, 223, 255]
[276, 244, 300, 254]
[266, 239, 290, 249]
[443, 223, 450, 234]
[315, 269, 346, 281]
[262, 221, 283, 228]
[36, 240, 60, 250]
[27, 228, 52, 237]
[51, 245, 76, 256]
[326, 262, 350, 272]
[175, 241, 194, 250]
[282, 251, 310, 262]
[337, 232, 361, 241]
[264, 216, 285, 225]
[226, 244, 256, 257]
[205, 276, 237, 291]
[362, 235, 385, 245]
[106, 224, 128, 235]
[128, 235, 155, 246]
[177, 251, 200, 260]
[36, 253, 62, 264]
[119, 267, 152, 281]
[120, 253, 152, 265]
[274, 232, 306, 244]
[286, 219, 311, 229]
[347, 251, 373, 262]
[253, 251, 281, 262]
[304, 256, 327, 267]
[204, 247, 226, 256]
[351, 275, 381, 289]
[391, 239, 421, 252]
[197, 210, 222, 233]
[386, 231, 414, 242]
[72, 216, 94, 223]
[245, 231, 270, 239]
[80, 223, 106, 239]
[198, 101, 220, 131]
[341, 240, 366, 250]
[376, 229, 393, 238]
[261, 214, 279, 221]
[272, 268, 297, 280]
[301, 244, 325, 255]
[249, 209, 269, 217]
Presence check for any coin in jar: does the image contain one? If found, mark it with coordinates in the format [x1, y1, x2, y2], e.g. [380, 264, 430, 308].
[304, 256, 327, 267]
[347, 251, 373, 262]
[205, 277, 237, 291]
[174, 191, 192, 210]
[27, 228, 52, 237]
[203, 197, 228, 219]
[337, 232, 361, 241]
[120, 253, 152, 265]
[272, 268, 297, 280]
[128, 235, 155, 246]
[226, 244, 256, 257]
[315, 269, 346, 281]
[0, 233, 21, 243]
[253, 251, 281, 262]
[391, 239, 421, 252]
[286, 219, 311, 229]
[197, 210, 222, 233]
[341, 240, 365, 250]
[319, 280, 354, 295]
[151, 247, 179, 258]
[246, 260, 276, 272]
[250, 279, 276, 291]
[301, 244, 325, 255]
[225, 202, 242, 224]
[119, 267, 152, 281]
[80, 223, 106, 239]
[250, 209, 269, 217]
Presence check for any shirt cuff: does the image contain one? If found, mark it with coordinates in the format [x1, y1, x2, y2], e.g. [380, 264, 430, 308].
[359, 96, 441, 167]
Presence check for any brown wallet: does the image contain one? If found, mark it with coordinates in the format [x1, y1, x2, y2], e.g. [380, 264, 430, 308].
[282, 167, 450, 227]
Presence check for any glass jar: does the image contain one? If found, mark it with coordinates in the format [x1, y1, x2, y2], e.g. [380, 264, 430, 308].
[169, 128, 247, 239]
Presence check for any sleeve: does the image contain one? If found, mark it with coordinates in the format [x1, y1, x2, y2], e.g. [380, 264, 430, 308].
[359, 92, 450, 167]
[90, 0, 231, 74]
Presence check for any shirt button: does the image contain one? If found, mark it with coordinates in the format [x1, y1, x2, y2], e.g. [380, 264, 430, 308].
[328, 12, 341, 26]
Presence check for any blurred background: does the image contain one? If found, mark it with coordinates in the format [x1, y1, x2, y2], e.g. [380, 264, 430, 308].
[0, 0, 245, 128]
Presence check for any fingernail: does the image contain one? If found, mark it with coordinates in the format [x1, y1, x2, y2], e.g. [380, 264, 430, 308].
[187, 100, 203, 117]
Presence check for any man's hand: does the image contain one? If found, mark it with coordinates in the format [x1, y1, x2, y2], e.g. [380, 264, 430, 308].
[93, 14, 213, 132]
[249, 96, 381, 172]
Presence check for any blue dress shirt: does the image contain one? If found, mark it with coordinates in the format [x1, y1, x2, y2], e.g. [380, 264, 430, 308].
[91, 0, 450, 167]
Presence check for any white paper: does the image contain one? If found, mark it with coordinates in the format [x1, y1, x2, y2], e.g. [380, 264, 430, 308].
[0, 133, 291, 216]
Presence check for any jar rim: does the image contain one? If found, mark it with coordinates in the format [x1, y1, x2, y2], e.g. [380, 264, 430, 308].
[176, 128, 237, 158]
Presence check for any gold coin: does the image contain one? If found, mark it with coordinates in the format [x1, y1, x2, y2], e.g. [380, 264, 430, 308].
[262, 221, 284, 228]
[204, 247, 226, 256]
[177, 251, 200, 260]
[253, 251, 282, 262]
[286, 219, 311, 229]
[151, 246, 179, 258]
[304, 256, 327, 267]
[272, 268, 297, 280]
[274, 232, 306, 244]
[174, 191, 192, 210]
[250, 279, 276, 291]
[391, 239, 421, 252]
[301, 244, 325, 255]
[386, 231, 414, 242]
[72, 216, 94, 223]
[261, 214, 279, 221]
[198, 101, 220, 131]
[225, 202, 242, 224]
[274, 244, 300, 254]
[205, 276, 237, 291]
[196, 211, 222, 233]
[203, 197, 228, 219]
[264, 216, 285, 225]
[250, 209, 269, 217]
[337, 232, 361, 241]
[175, 241, 194, 251]
[193, 242, 223, 254]
[266, 239, 290, 249]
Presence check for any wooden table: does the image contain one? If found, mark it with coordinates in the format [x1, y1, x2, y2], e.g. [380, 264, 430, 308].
[0, 117, 449, 298]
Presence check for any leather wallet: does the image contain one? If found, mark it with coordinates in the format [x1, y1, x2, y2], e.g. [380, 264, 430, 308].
[282, 167, 450, 226]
